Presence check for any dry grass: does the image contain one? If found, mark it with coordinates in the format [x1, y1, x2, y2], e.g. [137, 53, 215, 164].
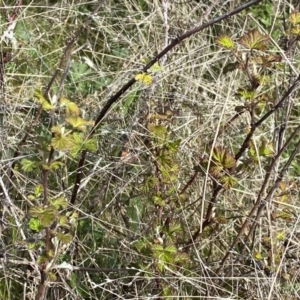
[1, 0, 300, 299]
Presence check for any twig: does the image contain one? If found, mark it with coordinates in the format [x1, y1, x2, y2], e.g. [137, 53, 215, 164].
[70, 0, 264, 205]
[217, 121, 300, 273]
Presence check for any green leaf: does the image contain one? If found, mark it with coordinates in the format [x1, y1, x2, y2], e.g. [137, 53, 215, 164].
[20, 158, 39, 172]
[59, 97, 80, 116]
[237, 88, 255, 100]
[135, 72, 152, 85]
[132, 239, 150, 252]
[220, 175, 237, 189]
[259, 141, 274, 156]
[34, 184, 43, 198]
[69, 133, 97, 157]
[289, 11, 300, 26]
[254, 252, 263, 259]
[40, 207, 57, 227]
[166, 139, 181, 153]
[152, 244, 164, 258]
[152, 195, 166, 207]
[239, 29, 269, 50]
[29, 206, 45, 217]
[49, 195, 68, 209]
[65, 116, 94, 132]
[51, 126, 74, 151]
[290, 26, 300, 35]
[66, 211, 78, 227]
[168, 222, 182, 235]
[212, 147, 236, 169]
[58, 215, 70, 228]
[49, 161, 64, 170]
[48, 272, 57, 282]
[174, 252, 189, 264]
[34, 89, 54, 110]
[148, 124, 167, 139]
[162, 286, 171, 296]
[216, 35, 235, 49]
[55, 232, 72, 244]
[164, 245, 177, 255]
[82, 137, 97, 152]
[28, 218, 42, 232]
[157, 260, 165, 273]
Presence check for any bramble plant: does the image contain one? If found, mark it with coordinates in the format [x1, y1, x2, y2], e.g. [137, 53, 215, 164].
[2, 0, 300, 299]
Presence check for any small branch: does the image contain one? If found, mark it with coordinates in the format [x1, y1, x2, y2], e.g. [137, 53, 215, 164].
[217, 122, 300, 273]
[235, 73, 300, 161]
[71, 0, 264, 206]
[179, 171, 198, 195]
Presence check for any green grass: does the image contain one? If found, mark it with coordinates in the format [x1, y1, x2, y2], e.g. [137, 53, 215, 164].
[1, 0, 300, 299]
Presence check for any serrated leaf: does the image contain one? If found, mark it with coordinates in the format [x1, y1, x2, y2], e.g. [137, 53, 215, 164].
[220, 175, 237, 189]
[59, 97, 80, 116]
[239, 29, 269, 50]
[69, 133, 96, 157]
[148, 123, 167, 139]
[290, 26, 300, 35]
[164, 245, 177, 254]
[29, 206, 45, 217]
[40, 207, 57, 227]
[174, 252, 189, 264]
[255, 75, 271, 86]
[82, 138, 97, 152]
[51, 130, 74, 151]
[157, 260, 165, 272]
[212, 147, 236, 169]
[254, 55, 282, 67]
[49, 195, 68, 209]
[152, 195, 166, 207]
[51, 125, 63, 135]
[42, 164, 51, 170]
[47, 249, 54, 259]
[166, 139, 181, 153]
[277, 181, 287, 191]
[58, 215, 70, 228]
[28, 218, 42, 232]
[37, 254, 49, 264]
[34, 184, 43, 197]
[168, 222, 182, 234]
[34, 89, 54, 110]
[289, 11, 300, 25]
[135, 72, 152, 85]
[273, 211, 292, 221]
[20, 158, 39, 172]
[216, 35, 235, 49]
[49, 161, 64, 170]
[56, 232, 72, 244]
[151, 244, 164, 255]
[237, 88, 255, 100]
[65, 116, 94, 132]
[133, 239, 149, 252]
[67, 211, 78, 227]
[162, 286, 171, 297]
[27, 243, 36, 250]
[259, 141, 274, 157]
